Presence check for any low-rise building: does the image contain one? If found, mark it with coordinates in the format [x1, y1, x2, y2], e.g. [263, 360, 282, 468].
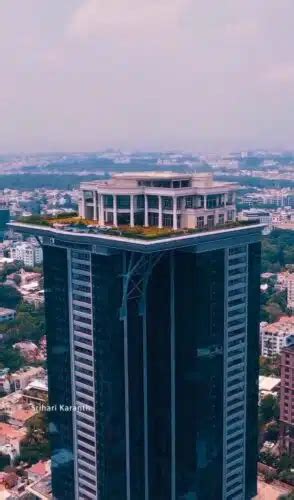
[0, 369, 11, 394]
[261, 316, 294, 357]
[287, 273, 294, 311]
[280, 339, 294, 456]
[0, 422, 26, 456]
[259, 375, 280, 403]
[10, 366, 45, 392]
[10, 242, 43, 267]
[25, 472, 52, 500]
[0, 391, 37, 428]
[27, 460, 51, 483]
[23, 379, 48, 407]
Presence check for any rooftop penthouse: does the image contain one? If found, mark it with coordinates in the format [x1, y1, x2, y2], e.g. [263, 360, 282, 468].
[9, 171, 263, 251]
[80, 171, 238, 231]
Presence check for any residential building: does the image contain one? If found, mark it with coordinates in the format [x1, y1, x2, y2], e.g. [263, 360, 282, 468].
[0, 391, 36, 427]
[10, 366, 45, 392]
[0, 369, 11, 394]
[25, 472, 52, 500]
[80, 171, 238, 229]
[280, 337, 294, 456]
[27, 460, 51, 483]
[10, 242, 43, 267]
[238, 209, 272, 235]
[238, 209, 272, 226]
[287, 274, 294, 311]
[23, 379, 48, 406]
[0, 308, 16, 323]
[261, 316, 294, 357]
[259, 376, 280, 404]
[10, 172, 262, 500]
[0, 423, 26, 456]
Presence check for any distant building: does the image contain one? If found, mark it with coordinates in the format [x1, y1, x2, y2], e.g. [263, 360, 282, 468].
[25, 471, 52, 500]
[0, 369, 11, 394]
[10, 366, 45, 392]
[287, 274, 294, 311]
[239, 209, 272, 225]
[10, 242, 43, 267]
[0, 422, 26, 456]
[259, 375, 280, 404]
[27, 460, 51, 484]
[0, 308, 16, 324]
[280, 339, 294, 456]
[23, 379, 48, 407]
[261, 316, 294, 357]
[8, 406, 36, 428]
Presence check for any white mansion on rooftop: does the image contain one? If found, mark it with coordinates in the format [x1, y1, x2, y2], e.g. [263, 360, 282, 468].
[79, 172, 238, 230]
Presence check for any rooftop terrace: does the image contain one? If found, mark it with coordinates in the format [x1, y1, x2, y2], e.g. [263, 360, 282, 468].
[16, 213, 260, 241]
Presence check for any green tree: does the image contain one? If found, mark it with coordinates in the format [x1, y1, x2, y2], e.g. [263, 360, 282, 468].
[18, 412, 50, 465]
[0, 346, 25, 370]
[0, 285, 21, 309]
[265, 421, 279, 442]
[260, 395, 279, 424]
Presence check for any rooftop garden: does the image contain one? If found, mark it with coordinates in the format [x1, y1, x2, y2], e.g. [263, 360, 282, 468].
[17, 212, 260, 240]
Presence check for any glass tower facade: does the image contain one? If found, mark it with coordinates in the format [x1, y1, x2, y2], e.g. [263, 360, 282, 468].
[40, 232, 261, 500]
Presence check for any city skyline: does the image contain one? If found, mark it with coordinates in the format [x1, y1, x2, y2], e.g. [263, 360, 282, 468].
[1, 1, 294, 153]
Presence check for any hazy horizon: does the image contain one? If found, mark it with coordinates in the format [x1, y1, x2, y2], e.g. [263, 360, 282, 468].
[1, 1, 294, 153]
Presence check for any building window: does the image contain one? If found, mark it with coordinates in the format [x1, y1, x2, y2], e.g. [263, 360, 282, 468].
[218, 214, 225, 225]
[163, 214, 173, 227]
[104, 195, 113, 208]
[185, 196, 193, 208]
[148, 213, 159, 226]
[117, 195, 130, 209]
[196, 216, 205, 228]
[207, 215, 214, 228]
[207, 195, 223, 209]
[162, 197, 173, 210]
[147, 196, 159, 209]
[227, 193, 234, 205]
[136, 195, 144, 209]
[227, 210, 235, 221]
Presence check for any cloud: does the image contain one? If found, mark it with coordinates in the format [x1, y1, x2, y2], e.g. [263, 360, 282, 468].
[67, 0, 188, 38]
[265, 63, 294, 84]
[1, 0, 294, 152]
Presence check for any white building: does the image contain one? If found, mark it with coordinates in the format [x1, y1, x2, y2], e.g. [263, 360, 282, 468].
[79, 172, 238, 230]
[287, 274, 294, 311]
[259, 375, 280, 404]
[238, 209, 272, 226]
[261, 316, 294, 357]
[10, 242, 43, 267]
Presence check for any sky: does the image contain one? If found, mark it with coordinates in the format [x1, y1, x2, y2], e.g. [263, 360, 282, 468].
[0, 0, 294, 153]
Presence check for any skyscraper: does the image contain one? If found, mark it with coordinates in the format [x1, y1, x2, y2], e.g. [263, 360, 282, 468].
[11, 172, 262, 500]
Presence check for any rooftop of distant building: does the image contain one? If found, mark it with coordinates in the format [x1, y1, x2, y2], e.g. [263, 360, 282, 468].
[263, 316, 294, 335]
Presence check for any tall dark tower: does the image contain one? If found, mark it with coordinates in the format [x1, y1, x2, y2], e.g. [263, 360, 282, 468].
[0, 208, 10, 242]
[11, 172, 262, 500]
